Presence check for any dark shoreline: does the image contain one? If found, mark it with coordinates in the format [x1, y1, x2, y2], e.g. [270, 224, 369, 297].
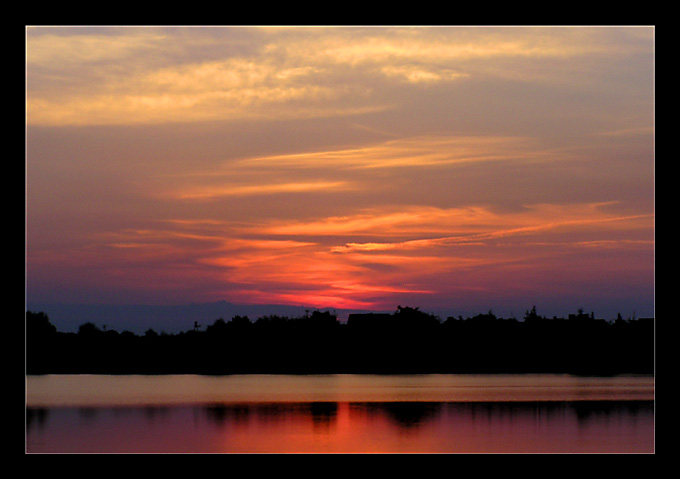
[26, 308, 654, 376]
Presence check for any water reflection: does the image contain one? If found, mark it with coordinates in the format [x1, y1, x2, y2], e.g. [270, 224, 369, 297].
[363, 402, 442, 429]
[26, 374, 655, 408]
[202, 402, 340, 440]
[27, 400, 654, 453]
[26, 407, 49, 432]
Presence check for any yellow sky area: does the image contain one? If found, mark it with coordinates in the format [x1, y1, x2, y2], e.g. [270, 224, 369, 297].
[268, 27, 615, 66]
[27, 88, 380, 127]
[25, 30, 167, 65]
[26, 27, 646, 127]
[26, 51, 383, 126]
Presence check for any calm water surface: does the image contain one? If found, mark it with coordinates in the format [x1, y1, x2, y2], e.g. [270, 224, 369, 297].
[26, 374, 654, 453]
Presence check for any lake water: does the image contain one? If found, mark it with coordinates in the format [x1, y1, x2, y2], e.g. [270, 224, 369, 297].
[26, 374, 654, 453]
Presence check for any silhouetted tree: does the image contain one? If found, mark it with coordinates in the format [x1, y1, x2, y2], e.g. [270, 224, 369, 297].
[26, 311, 58, 374]
[78, 322, 102, 336]
[524, 306, 541, 322]
[394, 305, 440, 328]
[26, 311, 57, 337]
[230, 315, 251, 328]
[206, 318, 229, 335]
[24, 305, 655, 375]
[144, 328, 159, 338]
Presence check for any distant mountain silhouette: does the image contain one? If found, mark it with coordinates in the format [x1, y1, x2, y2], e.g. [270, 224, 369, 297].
[25, 306, 654, 376]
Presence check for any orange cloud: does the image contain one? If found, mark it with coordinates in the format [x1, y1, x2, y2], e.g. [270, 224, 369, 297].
[237, 135, 541, 170]
[174, 181, 352, 200]
[27, 197, 653, 310]
[210, 202, 651, 308]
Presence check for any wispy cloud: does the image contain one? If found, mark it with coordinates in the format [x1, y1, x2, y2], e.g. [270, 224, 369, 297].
[329, 208, 654, 253]
[27, 26, 650, 127]
[174, 181, 352, 200]
[237, 135, 545, 170]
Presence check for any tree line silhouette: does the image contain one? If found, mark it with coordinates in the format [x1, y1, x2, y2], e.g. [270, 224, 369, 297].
[25, 306, 654, 376]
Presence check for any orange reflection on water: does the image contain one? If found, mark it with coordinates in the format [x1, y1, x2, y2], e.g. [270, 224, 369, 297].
[202, 401, 654, 453]
[27, 400, 654, 453]
[26, 375, 655, 453]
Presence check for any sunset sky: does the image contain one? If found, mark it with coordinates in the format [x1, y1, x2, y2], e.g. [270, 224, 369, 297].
[26, 26, 655, 321]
